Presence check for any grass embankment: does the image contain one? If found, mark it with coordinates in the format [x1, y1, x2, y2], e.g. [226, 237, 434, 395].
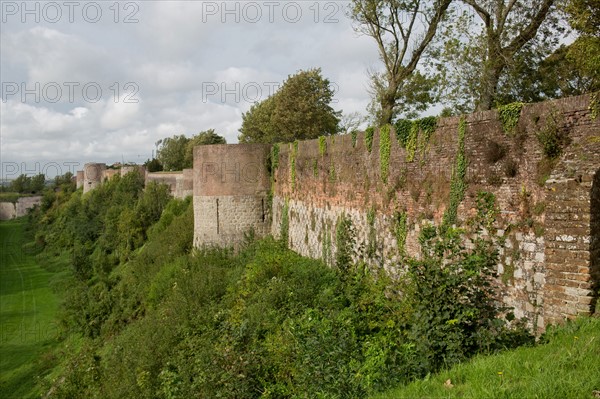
[0, 219, 69, 398]
[373, 316, 600, 399]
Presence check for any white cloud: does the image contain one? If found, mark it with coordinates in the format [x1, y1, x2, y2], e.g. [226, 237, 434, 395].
[0, 1, 390, 177]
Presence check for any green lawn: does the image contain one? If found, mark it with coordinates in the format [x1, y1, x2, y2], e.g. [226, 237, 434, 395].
[373, 316, 600, 399]
[0, 220, 65, 398]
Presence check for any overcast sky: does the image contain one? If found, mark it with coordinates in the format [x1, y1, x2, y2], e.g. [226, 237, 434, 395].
[1, 0, 382, 178]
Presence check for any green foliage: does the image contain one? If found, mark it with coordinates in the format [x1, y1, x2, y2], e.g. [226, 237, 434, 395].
[335, 213, 355, 275]
[319, 135, 327, 156]
[144, 158, 163, 172]
[442, 117, 467, 229]
[183, 129, 226, 168]
[393, 210, 408, 256]
[8, 173, 46, 194]
[313, 158, 318, 177]
[238, 68, 341, 143]
[394, 119, 412, 147]
[270, 143, 280, 171]
[537, 109, 568, 159]
[365, 126, 375, 152]
[290, 141, 298, 191]
[376, 317, 600, 399]
[589, 91, 599, 120]
[396, 117, 437, 161]
[156, 134, 190, 171]
[351, 129, 358, 147]
[329, 160, 336, 182]
[498, 102, 524, 134]
[406, 195, 532, 374]
[379, 124, 392, 183]
[280, 199, 289, 247]
[405, 122, 419, 162]
[366, 207, 378, 258]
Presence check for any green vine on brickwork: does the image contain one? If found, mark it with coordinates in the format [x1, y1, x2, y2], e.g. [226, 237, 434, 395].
[589, 91, 600, 120]
[366, 206, 377, 258]
[365, 127, 374, 152]
[406, 122, 420, 162]
[393, 210, 408, 256]
[351, 130, 358, 147]
[290, 140, 299, 191]
[379, 124, 392, 183]
[418, 116, 438, 160]
[329, 159, 336, 182]
[335, 213, 355, 275]
[313, 158, 318, 177]
[442, 116, 467, 231]
[267, 144, 280, 208]
[322, 223, 332, 266]
[280, 198, 289, 247]
[498, 102, 524, 134]
[271, 143, 280, 171]
[319, 136, 327, 156]
[395, 119, 412, 148]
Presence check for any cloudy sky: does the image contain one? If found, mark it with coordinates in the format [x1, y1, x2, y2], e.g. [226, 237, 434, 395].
[0, 0, 384, 178]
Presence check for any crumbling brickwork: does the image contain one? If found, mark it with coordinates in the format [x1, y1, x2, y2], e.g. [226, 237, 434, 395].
[269, 94, 599, 331]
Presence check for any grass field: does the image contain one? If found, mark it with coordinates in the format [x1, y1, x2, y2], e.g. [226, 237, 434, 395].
[0, 219, 65, 398]
[373, 316, 600, 399]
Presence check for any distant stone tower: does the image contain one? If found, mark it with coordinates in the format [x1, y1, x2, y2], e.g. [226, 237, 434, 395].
[193, 144, 271, 249]
[76, 171, 84, 189]
[83, 163, 106, 194]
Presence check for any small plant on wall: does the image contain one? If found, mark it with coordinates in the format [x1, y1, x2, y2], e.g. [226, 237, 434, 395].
[498, 102, 524, 135]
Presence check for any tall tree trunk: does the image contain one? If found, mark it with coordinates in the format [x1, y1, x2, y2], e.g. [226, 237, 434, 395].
[477, 53, 505, 111]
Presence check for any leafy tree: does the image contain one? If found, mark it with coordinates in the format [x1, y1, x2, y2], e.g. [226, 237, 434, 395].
[30, 174, 46, 193]
[239, 68, 341, 143]
[9, 174, 29, 193]
[551, 0, 600, 94]
[183, 129, 226, 168]
[156, 135, 190, 171]
[432, 0, 558, 111]
[350, 0, 452, 124]
[144, 158, 163, 172]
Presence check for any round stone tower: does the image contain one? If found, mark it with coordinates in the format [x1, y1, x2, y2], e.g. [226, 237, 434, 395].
[83, 163, 107, 194]
[193, 143, 271, 249]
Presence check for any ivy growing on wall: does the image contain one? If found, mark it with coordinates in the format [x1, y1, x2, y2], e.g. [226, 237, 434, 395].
[268, 144, 280, 206]
[290, 141, 299, 191]
[394, 119, 412, 148]
[406, 122, 420, 162]
[322, 223, 332, 266]
[366, 206, 377, 258]
[396, 117, 438, 162]
[313, 158, 318, 177]
[271, 143, 280, 171]
[442, 116, 467, 230]
[498, 102, 524, 134]
[379, 124, 392, 183]
[365, 127, 374, 153]
[280, 198, 289, 247]
[319, 136, 327, 156]
[351, 130, 358, 147]
[335, 213, 355, 275]
[393, 210, 408, 256]
[329, 159, 336, 182]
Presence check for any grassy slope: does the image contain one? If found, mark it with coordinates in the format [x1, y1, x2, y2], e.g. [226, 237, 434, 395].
[0, 220, 66, 398]
[373, 317, 600, 399]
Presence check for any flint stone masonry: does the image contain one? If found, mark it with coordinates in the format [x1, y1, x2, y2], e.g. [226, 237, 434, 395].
[193, 143, 271, 249]
[72, 94, 599, 332]
[267, 94, 599, 332]
[76, 171, 84, 189]
[0, 196, 43, 220]
[83, 163, 106, 194]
